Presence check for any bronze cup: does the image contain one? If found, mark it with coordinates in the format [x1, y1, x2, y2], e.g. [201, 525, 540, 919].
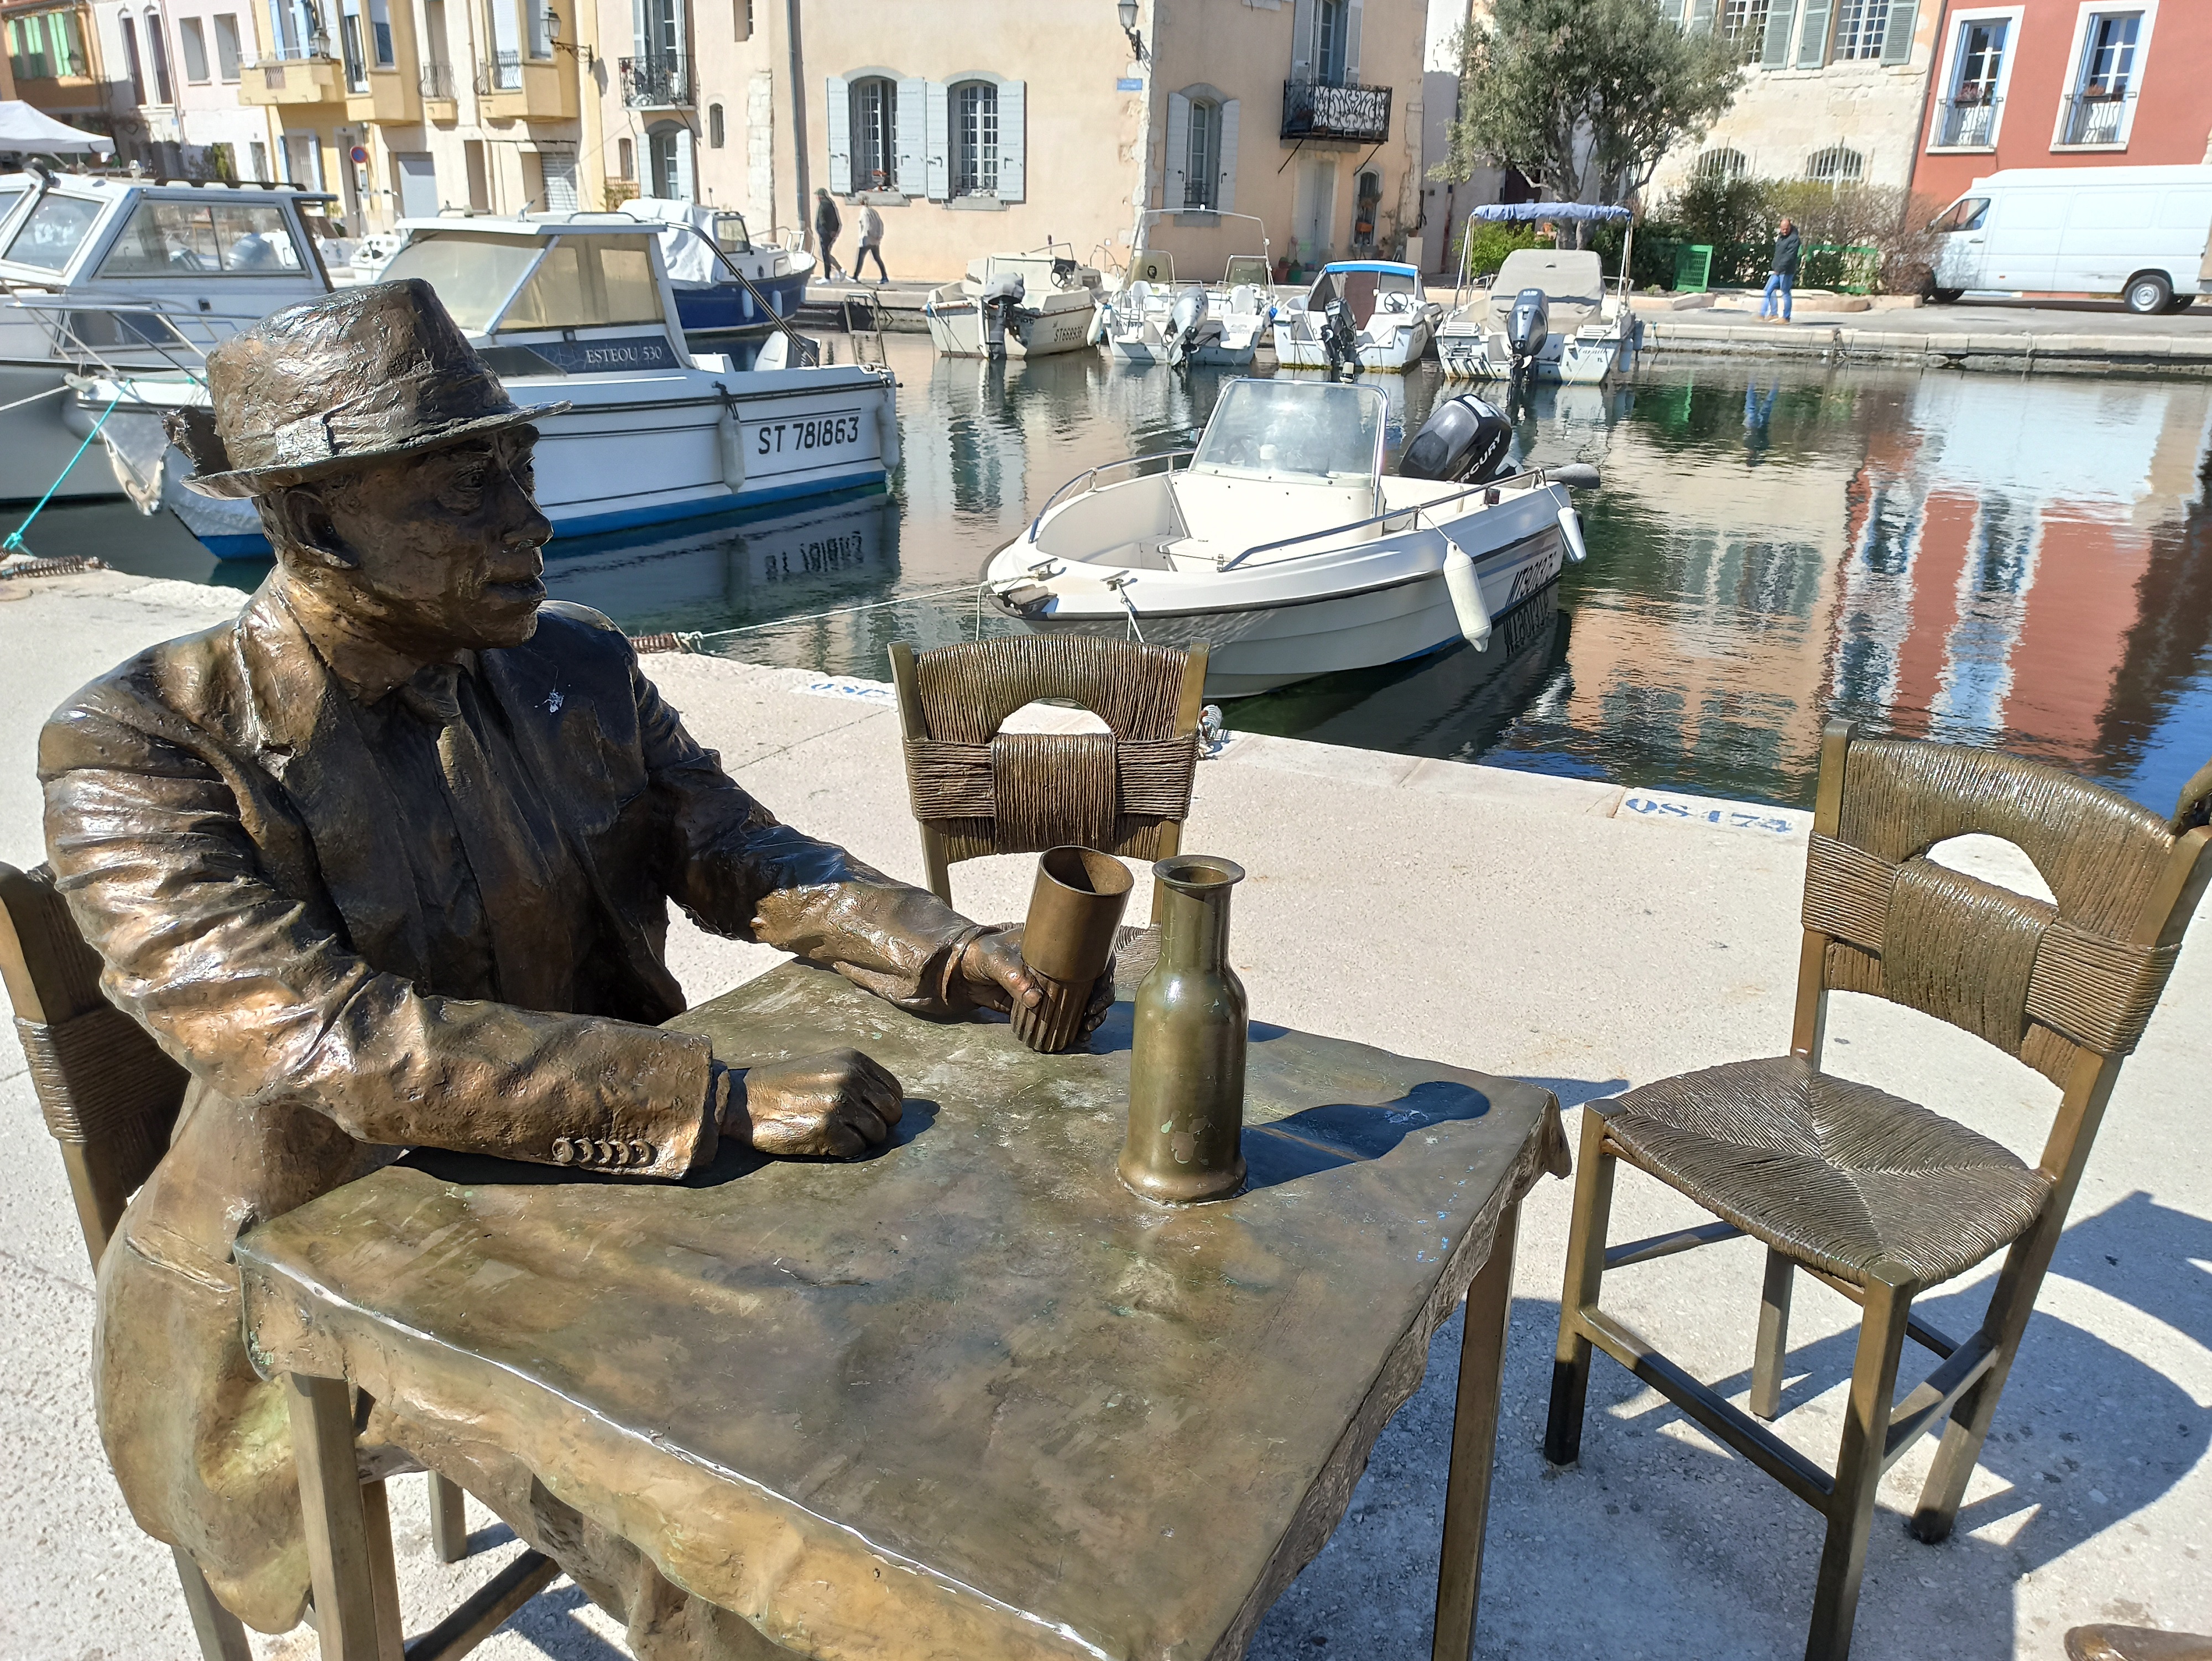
[1011, 845, 1133, 1054]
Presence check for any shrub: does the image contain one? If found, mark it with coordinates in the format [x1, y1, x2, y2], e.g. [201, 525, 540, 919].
[1448, 218, 1545, 282]
[1657, 176, 1947, 294]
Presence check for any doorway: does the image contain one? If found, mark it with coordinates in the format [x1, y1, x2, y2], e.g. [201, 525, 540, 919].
[1295, 157, 1335, 264]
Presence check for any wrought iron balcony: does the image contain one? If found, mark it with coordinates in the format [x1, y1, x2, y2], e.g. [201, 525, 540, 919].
[1932, 94, 1998, 148]
[1281, 78, 1390, 144]
[2058, 90, 2130, 145]
[475, 51, 521, 93]
[419, 60, 456, 98]
[620, 52, 692, 108]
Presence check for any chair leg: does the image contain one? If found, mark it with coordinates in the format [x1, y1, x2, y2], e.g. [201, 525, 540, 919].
[1545, 1103, 1619, 1467]
[1805, 1269, 1913, 1661]
[360, 1479, 406, 1661]
[172, 1546, 252, 1661]
[428, 1471, 469, 1563]
[1751, 1248, 1796, 1422]
[284, 1372, 388, 1661]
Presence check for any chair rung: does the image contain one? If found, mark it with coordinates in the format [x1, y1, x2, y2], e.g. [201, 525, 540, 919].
[404, 1550, 561, 1661]
[1882, 1332, 1999, 1472]
[1578, 1304, 1835, 1510]
[1797, 1264, 1960, 1357]
[1604, 1220, 1744, 1269]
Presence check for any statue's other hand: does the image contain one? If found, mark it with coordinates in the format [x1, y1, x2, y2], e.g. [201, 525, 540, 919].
[960, 926, 1117, 1039]
[727, 1048, 904, 1159]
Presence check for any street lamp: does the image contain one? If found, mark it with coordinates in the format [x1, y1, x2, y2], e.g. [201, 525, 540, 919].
[545, 6, 593, 67]
[1117, 0, 1146, 62]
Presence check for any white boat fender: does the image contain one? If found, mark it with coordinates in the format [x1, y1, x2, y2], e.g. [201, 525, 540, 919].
[1440, 534, 1493, 652]
[714, 382, 746, 494]
[1557, 502, 1588, 564]
[875, 384, 901, 473]
[1087, 301, 1109, 347]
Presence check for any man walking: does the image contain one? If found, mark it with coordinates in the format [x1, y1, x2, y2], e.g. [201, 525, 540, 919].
[856, 200, 888, 283]
[814, 185, 846, 279]
[1761, 217, 1801, 324]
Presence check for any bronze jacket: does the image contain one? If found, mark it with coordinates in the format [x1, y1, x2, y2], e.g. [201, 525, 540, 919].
[40, 583, 975, 1630]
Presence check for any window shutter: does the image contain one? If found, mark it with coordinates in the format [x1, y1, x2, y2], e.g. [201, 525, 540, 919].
[1291, 0, 1314, 78]
[676, 128, 696, 202]
[1880, 0, 1917, 64]
[896, 76, 925, 194]
[825, 76, 851, 194]
[1164, 91, 1190, 212]
[1343, 0, 1361, 81]
[1795, 0, 1832, 66]
[1686, 0, 1717, 33]
[1217, 97, 1240, 215]
[997, 78, 1025, 200]
[924, 80, 950, 200]
[1761, 0, 1797, 65]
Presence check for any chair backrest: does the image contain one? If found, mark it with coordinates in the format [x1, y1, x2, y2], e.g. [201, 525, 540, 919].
[0, 862, 190, 1269]
[1793, 722, 2211, 1178]
[888, 636, 1209, 907]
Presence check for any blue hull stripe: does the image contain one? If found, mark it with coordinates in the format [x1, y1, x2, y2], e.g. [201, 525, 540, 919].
[201, 469, 890, 560]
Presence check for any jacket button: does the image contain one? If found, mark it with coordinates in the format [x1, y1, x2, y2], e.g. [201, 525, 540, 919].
[553, 1138, 576, 1164]
[631, 1139, 654, 1164]
[596, 1139, 616, 1165]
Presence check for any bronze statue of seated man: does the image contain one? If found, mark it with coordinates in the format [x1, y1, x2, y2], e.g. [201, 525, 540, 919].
[40, 280, 1089, 1649]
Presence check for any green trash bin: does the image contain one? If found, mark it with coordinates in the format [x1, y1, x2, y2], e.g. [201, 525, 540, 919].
[1674, 244, 1713, 293]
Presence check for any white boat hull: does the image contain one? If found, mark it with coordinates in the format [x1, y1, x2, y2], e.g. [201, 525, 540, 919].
[1103, 319, 1266, 368]
[925, 294, 1100, 358]
[0, 361, 114, 502]
[95, 365, 899, 559]
[1437, 322, 1636, 384]
[1270, 311, 1437, 372]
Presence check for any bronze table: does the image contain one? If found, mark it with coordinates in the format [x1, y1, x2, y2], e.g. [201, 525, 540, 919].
[236, 961, 1567, 1661]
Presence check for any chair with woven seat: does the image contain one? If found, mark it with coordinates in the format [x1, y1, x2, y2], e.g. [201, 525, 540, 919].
[888, 636, 1209, 922]
[1, 860, 557, 1661]
[1542, 721, 2212, 1661]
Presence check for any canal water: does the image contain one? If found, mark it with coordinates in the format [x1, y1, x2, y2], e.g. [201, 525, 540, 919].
[22, 332, 2211, 816]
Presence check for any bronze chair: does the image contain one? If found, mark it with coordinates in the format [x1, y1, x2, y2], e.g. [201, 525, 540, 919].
[888, 636, 1210, 921]
[1, 861, 557, 1661]
[1542, 722, 2212, 1661]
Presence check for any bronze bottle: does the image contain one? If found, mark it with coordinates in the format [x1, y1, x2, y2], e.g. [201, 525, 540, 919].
[1119, 856, 1248, 1204]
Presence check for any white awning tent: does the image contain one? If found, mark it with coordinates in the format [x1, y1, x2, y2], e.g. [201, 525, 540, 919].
[0, 101, 114, 154]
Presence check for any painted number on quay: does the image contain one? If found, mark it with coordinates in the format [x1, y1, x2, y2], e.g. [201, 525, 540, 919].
[755, 412, 866, 456]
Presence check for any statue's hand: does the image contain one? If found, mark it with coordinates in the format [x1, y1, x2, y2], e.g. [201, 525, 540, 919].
[959, 926, 1117, 1039]
[724, 1048, 904, 1159]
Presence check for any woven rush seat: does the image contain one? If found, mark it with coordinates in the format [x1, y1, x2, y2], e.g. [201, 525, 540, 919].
[1605, 1055, 2052, 1287]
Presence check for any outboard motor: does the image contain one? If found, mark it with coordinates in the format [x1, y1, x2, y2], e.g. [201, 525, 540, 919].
[1165, 285, 1209, 369]
[1400, 394, 1515, 486]
[977, 272, 1026, 357]
[1321, 296, 1361, 380]
[1506, 286, 1550, 369]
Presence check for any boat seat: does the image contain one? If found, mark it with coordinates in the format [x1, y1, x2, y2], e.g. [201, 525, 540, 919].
[1228, 284, 1262, 315]
[1168, 472, 1375, 564]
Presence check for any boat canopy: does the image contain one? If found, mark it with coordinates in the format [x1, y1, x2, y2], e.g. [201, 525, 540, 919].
[1470, 202, 1633, 224]
[0, 100, 114, 152]
[1491, 248, 1606, 306]
[587, 198, 755, 285]
[0, 179, 331, 283]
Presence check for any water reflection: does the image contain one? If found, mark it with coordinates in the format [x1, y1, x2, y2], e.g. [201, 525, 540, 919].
[33, 332, 2211, 815]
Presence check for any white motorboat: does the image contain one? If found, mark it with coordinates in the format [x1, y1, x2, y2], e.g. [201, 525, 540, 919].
[924, 244, 1104, 358]
[1437, 205, 1641, 384]
[80, 216, 898, 559]
[1100, 278, 1271, 368]
[597, 198, 815, 339]
[1270, 261, 1440, 374]
[983, 377, 1593, 697]
[0, 171, 337, 503]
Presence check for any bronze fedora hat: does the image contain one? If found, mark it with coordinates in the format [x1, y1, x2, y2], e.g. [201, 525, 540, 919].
[171, 278, 571, 499]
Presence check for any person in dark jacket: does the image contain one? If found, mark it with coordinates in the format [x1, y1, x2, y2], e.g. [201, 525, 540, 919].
[1761, 217, 1801, 323]
[814, 185, 846, 279]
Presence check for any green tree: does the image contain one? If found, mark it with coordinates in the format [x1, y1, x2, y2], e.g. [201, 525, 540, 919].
[1440, 0, 1744, 246]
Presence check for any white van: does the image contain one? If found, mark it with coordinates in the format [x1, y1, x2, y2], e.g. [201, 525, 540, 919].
[1928, 165, 2212, 314]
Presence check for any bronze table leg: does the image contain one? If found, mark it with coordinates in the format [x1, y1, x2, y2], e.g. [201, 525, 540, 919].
[284, 1372, 389, 1661]
[1432, 1201, 1522, 1661]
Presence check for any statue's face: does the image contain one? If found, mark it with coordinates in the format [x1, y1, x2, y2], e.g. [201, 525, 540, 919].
[285, 428, 552, 654]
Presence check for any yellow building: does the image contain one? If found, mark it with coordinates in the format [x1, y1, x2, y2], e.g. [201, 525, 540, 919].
[4, 0, 109, 140]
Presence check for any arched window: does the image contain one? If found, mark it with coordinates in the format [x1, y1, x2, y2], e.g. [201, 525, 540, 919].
[144, 8, 173, 102]
[1694, 147, 1747, 182]
[119, 14, 146, 103]
[1806, 143, 1864, 183]
[646, 122, 690, 199]
[617, 136, 634, 180]
[1184, 98, 1218, 209]
[1315, 0, 1348, 82]
[850, 75, 896, 190]
[952, 79, 998, 197]
[708, 101, 725, 148]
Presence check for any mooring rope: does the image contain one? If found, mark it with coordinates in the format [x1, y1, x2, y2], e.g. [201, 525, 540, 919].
[3, 393, 122, 560]
[632, 581, 1003, 653]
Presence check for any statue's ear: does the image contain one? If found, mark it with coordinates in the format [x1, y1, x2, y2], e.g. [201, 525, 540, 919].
[266, 483, 359, 572]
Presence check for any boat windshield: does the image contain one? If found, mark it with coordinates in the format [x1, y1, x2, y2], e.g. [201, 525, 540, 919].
[0, 184, 27, 230]
[1192, 378, 1383, 483]
[2, 193, 102, 273]
[713, 211, 752, 253]
[378, 231, 545, 332]
[498, 235, 663, 331]
[1222, 254, 1270, 289]
[97, 200, 306, 276]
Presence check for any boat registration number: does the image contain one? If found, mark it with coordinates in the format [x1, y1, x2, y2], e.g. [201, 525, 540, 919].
[754, 409, 868, 456]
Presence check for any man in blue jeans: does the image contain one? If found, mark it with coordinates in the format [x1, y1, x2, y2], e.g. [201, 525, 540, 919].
[1761, 217, 1801, 323]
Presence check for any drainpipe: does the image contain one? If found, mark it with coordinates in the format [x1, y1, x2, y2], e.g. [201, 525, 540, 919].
[785, 0, 809, 249]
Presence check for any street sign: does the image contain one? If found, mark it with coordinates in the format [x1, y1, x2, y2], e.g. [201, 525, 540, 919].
[349, 145, 369, 164]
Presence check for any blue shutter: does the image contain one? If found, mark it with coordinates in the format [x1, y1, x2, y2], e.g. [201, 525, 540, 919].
[825, 76, 851, 195]
[1761, 0, 1797, 66]
[924, 80, 950, 201]
[895, 76, 925, 195]
[1880, 0, 1918, 64]
[1796, 0, 1832, 66]
[997, 79, 1025, 201]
